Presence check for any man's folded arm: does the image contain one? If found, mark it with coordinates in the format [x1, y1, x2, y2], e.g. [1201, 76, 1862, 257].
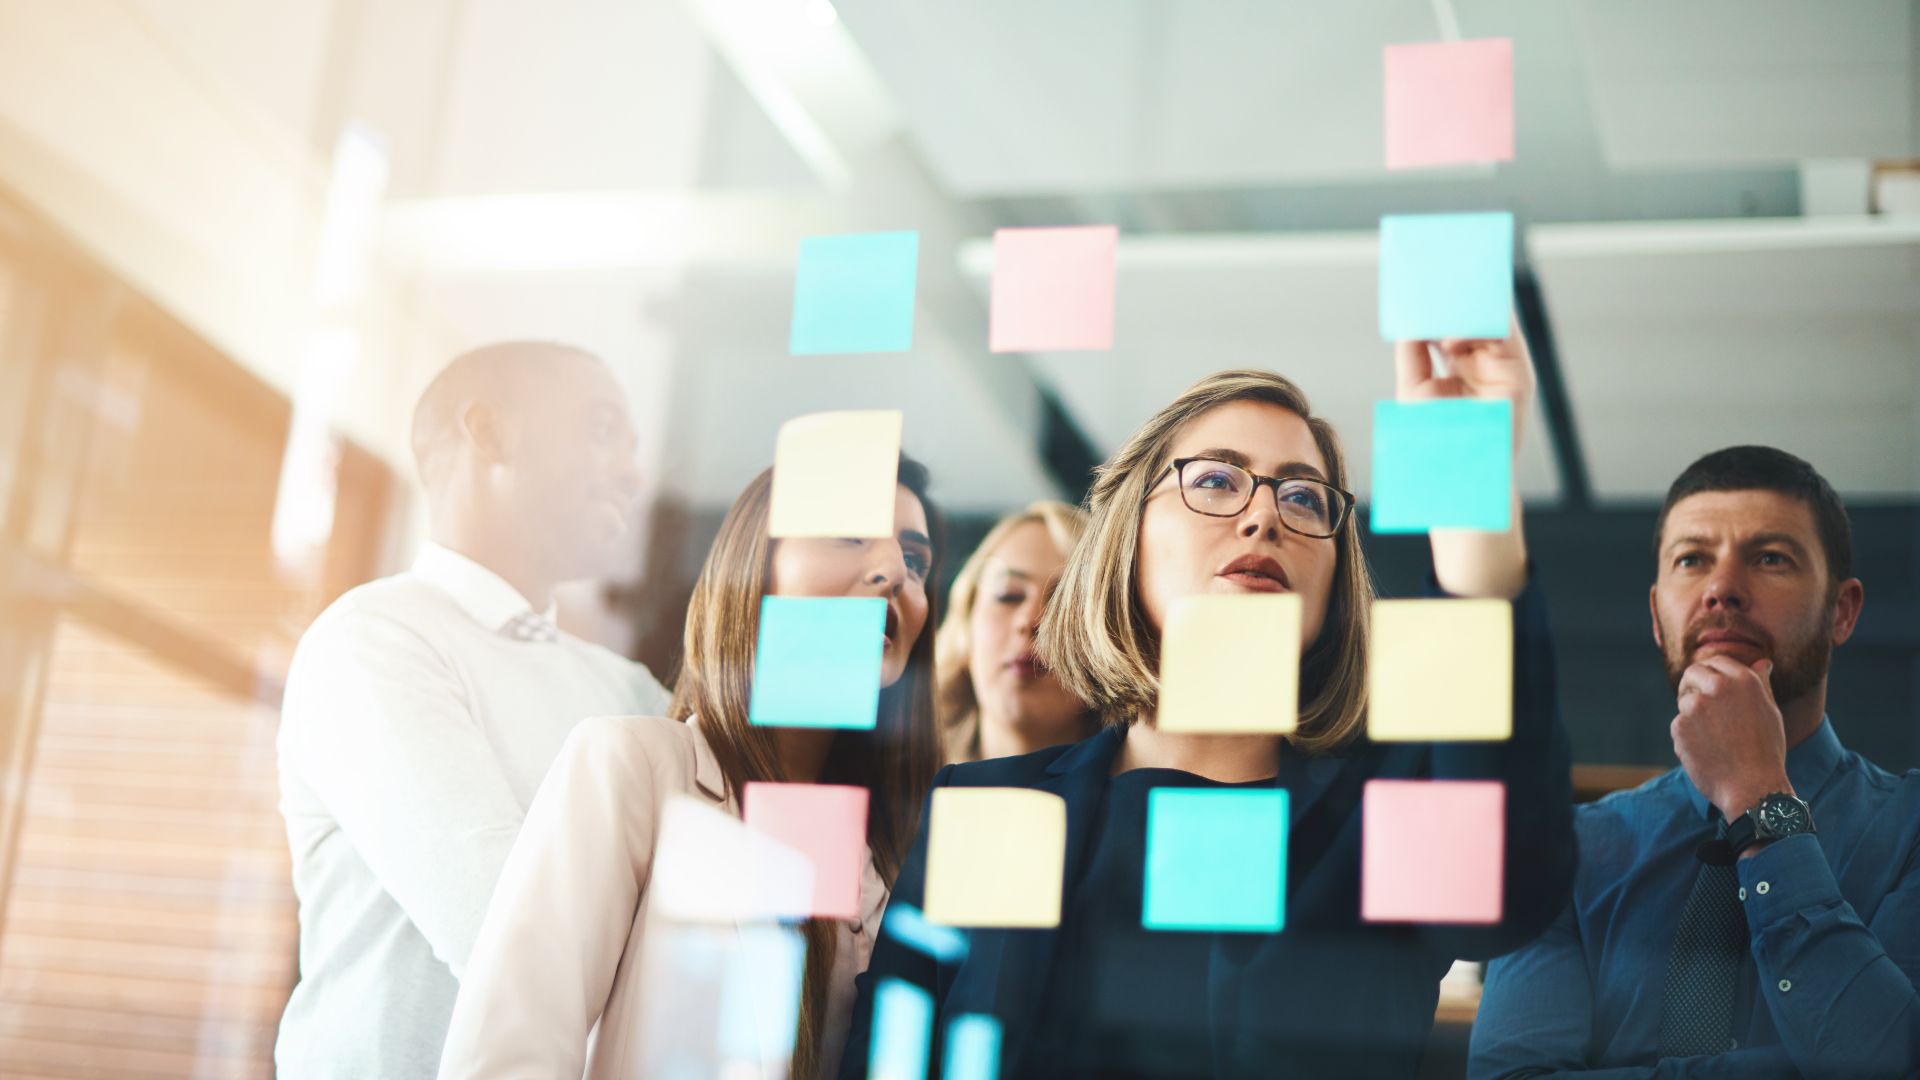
[1740, 833, 1920, 1078]
[1469, 901, 1802, 1078]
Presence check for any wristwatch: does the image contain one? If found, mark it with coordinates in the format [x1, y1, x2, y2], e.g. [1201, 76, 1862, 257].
[1722, 792, 1816, 856]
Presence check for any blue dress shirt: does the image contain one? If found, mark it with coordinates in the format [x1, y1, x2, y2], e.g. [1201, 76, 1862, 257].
[1470, 718, 1920, 1078]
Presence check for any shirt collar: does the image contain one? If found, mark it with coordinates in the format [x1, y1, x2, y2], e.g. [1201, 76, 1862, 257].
[1684, 714, 1844, 820]
[684, 714, 729, 803]
[411, 543, 557, 633]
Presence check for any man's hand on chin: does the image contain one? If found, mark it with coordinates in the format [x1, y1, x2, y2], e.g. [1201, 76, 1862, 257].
[1670, 655, 1794, 824]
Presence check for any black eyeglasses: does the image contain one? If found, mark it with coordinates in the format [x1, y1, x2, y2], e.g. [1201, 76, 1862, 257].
[1147, 457, 1354, 539]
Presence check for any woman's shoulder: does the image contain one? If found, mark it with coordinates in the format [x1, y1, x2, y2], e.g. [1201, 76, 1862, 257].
[555, 713, 707, 789]
[565, 712, 690, 748]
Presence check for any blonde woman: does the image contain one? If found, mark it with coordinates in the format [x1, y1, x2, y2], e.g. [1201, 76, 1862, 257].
[934, 501, 1096, 763]
[842, 338, 1574, 1078]
[438, 459, 943, 1080]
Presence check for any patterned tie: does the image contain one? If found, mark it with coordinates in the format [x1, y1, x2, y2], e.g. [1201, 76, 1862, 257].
[502, 611, 559, 643]
[1657, 857, 1748, 1057]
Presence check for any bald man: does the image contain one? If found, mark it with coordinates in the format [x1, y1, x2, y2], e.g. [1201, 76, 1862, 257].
[274, 342, 671, 1080]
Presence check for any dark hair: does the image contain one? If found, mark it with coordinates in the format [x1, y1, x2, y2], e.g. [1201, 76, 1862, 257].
[1652, 446, 1852, 583]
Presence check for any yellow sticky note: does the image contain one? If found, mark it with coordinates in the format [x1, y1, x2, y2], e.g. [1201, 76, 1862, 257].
[1157, 594, 1301, 734]
[1367, 598, 1512, 741]
[769, 411, 903, 538]
[923, 788, 1065, 928]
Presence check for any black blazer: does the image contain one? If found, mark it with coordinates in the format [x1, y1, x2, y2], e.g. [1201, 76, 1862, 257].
[840, 574, 1574, 1079]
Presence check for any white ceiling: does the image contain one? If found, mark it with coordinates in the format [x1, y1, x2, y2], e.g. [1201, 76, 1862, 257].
[834, 0, 1916, 195]
[1, 0, 1915, 517]
[1532, 219, 1920, 500]
[1574, 0, 1916, 170]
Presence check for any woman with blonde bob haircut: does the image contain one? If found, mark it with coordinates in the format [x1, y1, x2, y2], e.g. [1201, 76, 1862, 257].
[843, 338, 1575, 1078]
[934, 501, 1096, 762]
[1043, 374, 1375, 757]
[440, 459, 943, 1080]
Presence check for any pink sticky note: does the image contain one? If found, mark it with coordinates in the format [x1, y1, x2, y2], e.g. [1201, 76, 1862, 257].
[744, 782, 870, 920]
[1361, 780, 1504, 924]
[1383, 38, 1514, 170]
[988, 225, 1118, 353]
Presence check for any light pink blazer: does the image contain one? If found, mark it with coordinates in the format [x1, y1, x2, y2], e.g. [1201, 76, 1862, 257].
[436, 714, 888, 1079]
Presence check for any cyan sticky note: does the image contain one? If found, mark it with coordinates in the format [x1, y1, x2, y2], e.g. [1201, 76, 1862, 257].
[1144, 788, 1287, 932]
[748, 596, 886, 729]
[883, 903, 970, 963]
[1370, 399, 1512, 533]
[943, 1014, 1004, 1080]
[790, 231, 919, 355]
[869, 978, 934, 1080]
[1377, 212, 1513, 341]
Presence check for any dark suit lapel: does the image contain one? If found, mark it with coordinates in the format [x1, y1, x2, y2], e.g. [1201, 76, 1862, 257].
[1282, 740, 1380, 859]
[981, 727, 1122, 1072]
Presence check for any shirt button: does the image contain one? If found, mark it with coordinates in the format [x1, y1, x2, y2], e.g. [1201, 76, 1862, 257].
[1738, 887, 1747, 900]
[1778, 979, 1792, 993]
[1756, 881, 1771, 895]
[1727, 1038, 1739, 1050]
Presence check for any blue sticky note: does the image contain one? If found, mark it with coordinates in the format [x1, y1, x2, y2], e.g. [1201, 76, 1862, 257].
[748, 597, 886, 729]
[1143, 788, 1287, 932]
[883, 903, 970, 963]
[1378, 212, 1513, 340]
[1370, 399, 1513, 533]
[790, 231, 919, 354]
[942, 1014, 1003, 1080]
[869, 978, 934, 1080]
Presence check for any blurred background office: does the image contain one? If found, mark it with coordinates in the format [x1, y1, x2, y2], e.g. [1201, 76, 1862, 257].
[0, 1, 1914, 1076]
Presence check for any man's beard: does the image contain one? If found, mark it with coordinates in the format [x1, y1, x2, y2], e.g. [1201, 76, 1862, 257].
[1661, 603, 1834, 708]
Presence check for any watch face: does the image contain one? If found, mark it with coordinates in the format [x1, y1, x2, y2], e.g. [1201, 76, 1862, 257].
[1757, 795, 1810, 837]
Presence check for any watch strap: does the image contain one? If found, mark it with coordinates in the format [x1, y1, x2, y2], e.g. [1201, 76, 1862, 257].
[1722, 811, 1761, 855]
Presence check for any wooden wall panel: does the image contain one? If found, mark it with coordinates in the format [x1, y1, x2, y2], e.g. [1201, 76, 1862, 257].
[0, 212, 398, 1078]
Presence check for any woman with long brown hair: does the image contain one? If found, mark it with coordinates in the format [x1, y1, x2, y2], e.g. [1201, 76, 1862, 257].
[437, 458, 943, 1080]
[841, 337, 1575, 1077]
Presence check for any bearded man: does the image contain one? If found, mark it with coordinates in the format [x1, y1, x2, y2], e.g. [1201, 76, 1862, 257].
[1469, 446, 1920, 1079]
